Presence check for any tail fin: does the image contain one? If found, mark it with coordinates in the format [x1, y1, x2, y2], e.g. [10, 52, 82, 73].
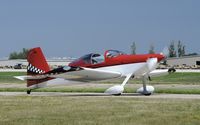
[27, 47, 51, 87]
[27, 47, 50, 74]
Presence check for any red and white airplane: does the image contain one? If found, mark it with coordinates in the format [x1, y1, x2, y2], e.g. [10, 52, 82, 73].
[15, 47, 174, 95]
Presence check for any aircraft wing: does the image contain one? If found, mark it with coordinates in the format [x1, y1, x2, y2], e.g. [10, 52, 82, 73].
[148, 69, 170, 77]
[58, 67, 122, 81]
[15, 66, 122, 82]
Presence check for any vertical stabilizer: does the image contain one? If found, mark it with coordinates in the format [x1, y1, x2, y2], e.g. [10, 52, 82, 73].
[26, 47, 51, 88]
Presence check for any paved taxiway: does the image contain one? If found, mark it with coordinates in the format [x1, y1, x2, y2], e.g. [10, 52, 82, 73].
[0, 92, 200, 99]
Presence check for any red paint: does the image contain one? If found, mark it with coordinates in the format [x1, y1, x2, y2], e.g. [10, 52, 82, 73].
[69, 50, 164, 68]
[27, 47, 51, 87]
[27, 47, 50, 73]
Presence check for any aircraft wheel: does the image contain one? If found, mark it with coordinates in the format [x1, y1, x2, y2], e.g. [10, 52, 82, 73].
[144, 93, 151, 96]
[143, 91, 152, 96]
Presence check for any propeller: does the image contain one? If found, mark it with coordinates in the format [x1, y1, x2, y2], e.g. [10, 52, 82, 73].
[160, 47, 169, 58]
[147, 58, 158, 72]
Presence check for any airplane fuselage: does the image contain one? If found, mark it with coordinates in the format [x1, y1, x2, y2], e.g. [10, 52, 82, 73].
[67, 52, 164, 80]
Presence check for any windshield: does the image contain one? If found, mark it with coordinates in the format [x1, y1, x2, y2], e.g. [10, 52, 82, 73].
[78, 53, 105, 64]
[91, 54, 104, 64]
[79, 54, 92, 64]
[105, 50, 126, 58]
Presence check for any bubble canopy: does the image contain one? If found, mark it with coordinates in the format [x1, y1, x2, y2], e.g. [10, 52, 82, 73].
[74, 50, 127, 65]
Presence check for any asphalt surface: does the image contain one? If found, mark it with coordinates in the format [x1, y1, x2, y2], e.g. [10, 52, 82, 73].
[0, 92, 200, 99]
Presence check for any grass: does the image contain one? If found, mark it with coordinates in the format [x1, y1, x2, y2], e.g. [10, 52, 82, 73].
[1, 72, 200, 84]
[1, 86, 200, 94]
[0, 96, 200, 125]
[155, 88, 200, 94]
[0, 72, 26, 83]
[149, 72, 200, 84]
[1, 72, 200, 94]
[99, 72, 200, 85]
[1, 72, 200, 124]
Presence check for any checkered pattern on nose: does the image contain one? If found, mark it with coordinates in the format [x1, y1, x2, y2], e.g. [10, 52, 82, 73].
[27, 64, 45, 74]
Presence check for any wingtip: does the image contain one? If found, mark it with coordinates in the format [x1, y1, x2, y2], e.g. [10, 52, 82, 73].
[14, 76, 26, 81]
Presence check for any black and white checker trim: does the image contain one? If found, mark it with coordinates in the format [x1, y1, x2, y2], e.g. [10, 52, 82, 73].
[27, 64, 45, 74]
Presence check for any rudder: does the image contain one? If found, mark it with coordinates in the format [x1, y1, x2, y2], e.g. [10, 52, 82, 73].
[27, 47, 51, 88]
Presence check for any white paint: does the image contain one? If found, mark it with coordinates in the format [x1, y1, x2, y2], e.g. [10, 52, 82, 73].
[146, 58, 158, 72]
[104, 85, 124, 95]
[136, 85, 155, 94]
[98, 63, 147, 77]
[54, 67, 121, 81]
[149, 69, 169, 77]
[121, 73, 133, 87]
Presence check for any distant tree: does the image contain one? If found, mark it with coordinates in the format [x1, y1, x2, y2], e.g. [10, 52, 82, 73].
[148, 44, 155, 54]
[9, 48, 29, 59]
[182, 45, 185, 56]
[177, 40, 182, 57]
[9, 52, 18, 59]
[131, 42, 136, 54]
[168, 41, 177, 57]
[21, 48, 29, 59]
[177, 40, 186, 57]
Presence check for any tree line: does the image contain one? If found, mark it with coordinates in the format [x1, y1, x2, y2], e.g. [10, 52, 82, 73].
[8, 41, 198, 59]
[9, 48, 29, 59]
[131, 40, 198, 57]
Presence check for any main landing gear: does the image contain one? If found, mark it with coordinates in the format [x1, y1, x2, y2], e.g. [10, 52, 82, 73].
[104, 74, 133, 95]
[136, 75, 155, 96]
[142, 75, 152, 96]
[105, 73, 155, 96]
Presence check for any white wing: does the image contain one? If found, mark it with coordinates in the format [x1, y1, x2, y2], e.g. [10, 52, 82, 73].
[51, 67, 121, 81]
[15, 67, 121, 82]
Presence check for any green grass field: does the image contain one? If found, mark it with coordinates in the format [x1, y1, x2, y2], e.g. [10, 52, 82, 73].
[150, 72, 200, 84]
[1, 72, 200, 84]
[0, 96, 200, 125]
[0, 72, 26, 84]
[1, 72, 200, 94]
[1, 86, 200, 94]
[0, 72, 200, 125]
[101, 72, 200, 85]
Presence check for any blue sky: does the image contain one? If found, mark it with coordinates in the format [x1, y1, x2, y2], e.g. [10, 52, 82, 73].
[0, 0, 200, 58]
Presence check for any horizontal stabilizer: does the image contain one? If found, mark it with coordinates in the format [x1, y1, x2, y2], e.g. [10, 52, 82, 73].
[14, 75, 47, 81]
[148, 69, 169, 77]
